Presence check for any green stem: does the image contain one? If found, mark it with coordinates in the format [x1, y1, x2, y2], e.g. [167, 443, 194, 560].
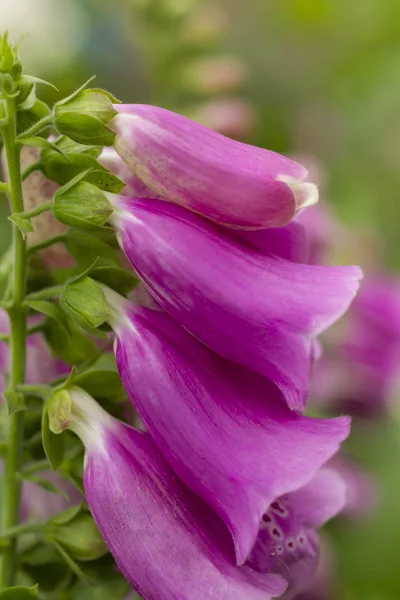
[21, 160, 41, 181]
[1, 522, 44, 540]
[19, 200, 52, 220]
[22, 458, 50, 475]
[18, 114, 52, 139]
[28, 233, 66, 256]
[25, 284, 64, 301]
[0, 98, 27, 588]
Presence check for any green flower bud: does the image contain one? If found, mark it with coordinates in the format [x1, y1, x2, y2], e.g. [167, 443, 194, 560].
[62, 276, 110, 334]
[53, 178, 112, 230]
[47, 389, 72, 435]
[46, 510, 108, 562]
[54, 88, 117, 146]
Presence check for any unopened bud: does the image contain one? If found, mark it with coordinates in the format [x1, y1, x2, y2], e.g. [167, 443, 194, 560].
[54, 179, 112, 230]
[62, 276, 110, 333]
[54, 88, 117, 146]
[48, 389, 72, 434]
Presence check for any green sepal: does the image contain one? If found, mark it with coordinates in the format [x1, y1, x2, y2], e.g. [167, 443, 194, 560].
[73, 360, 125, 401]
[65, 230, 120, 268]
[90, 266, 139, 296]
[61, 276, 110, 334]
[8, 214, 34, 238]
[18, 136, 69, 161]
[0, 585, 40, 599]
[3, 389, 26, 415]
[49, 504, 84, 527]
[54, 112, 115, 146]
[46, 509, 108, 563]
[54, 179, 112, 231]
[42, 404, 65, 470]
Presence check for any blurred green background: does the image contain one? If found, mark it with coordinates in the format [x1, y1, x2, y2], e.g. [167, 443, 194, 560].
[1, 0, 400, 597]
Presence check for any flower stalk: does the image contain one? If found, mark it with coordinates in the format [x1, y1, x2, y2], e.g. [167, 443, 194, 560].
[0, 95, 28, 587]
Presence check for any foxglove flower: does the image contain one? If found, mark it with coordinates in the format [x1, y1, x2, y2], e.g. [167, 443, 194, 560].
[67, 387, 287, 600]
[107, 298, 350, 563]
[248, 468, 346, 598]
[235, 222, 310, 264]
[110, 196, 362, 410]
[109, 104, 318, 229]
[310, 276, 400, 415]
[99, 147, 162, 199]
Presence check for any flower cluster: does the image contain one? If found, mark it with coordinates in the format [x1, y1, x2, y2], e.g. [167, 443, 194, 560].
[50, 104, 363, 599]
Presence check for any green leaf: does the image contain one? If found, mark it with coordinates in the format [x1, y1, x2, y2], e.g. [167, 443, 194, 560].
[0, 585, 40, 599]
[50, 504, 84, 526]
[89, 267, 139, 296]
[65, 230, 119, 268]
[18, 136, 69, 161]
[8, 214, 34, 237]
[83, 170, 124, 193]
[25, 75, 59, 91]
[53, 542, 94, 586]
[4, 389, 26, 414]
[19, 472, 69, 499]
[73, 368, 124, 400]
[42, 407, 65, 471]
[25, 300, 69, 334]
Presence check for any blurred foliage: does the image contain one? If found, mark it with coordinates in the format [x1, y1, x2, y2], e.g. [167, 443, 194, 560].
[1, 0, 400, 598]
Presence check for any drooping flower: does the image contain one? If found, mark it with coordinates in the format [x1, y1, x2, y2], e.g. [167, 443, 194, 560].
[108, 300, 350, 564]
[98, 147, 163, 199]
[247, 468, 346, 598]
[108, 104, 318, 229]
[109, 196, 362, 410]
[66, 387, 288, 600]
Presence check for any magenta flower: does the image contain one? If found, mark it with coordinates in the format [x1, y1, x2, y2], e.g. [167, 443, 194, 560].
[68, 388, 288, 600]
[109, 104, 318, 229]
[247, 468, 346, 597]
[234, 222, 310, 264]
[99, 147, 163, 199]
[312, 276, 400, 415]
[109, 196, 362, 410]
[109, 301, 350, 564]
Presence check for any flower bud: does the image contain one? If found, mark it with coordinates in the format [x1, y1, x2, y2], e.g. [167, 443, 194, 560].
[61, 276, 110, 333]
[54, 89, 117, 146]
[46, 509, 108, 562]
[54, 179, 112, 230]
[110, 104, 319, 229]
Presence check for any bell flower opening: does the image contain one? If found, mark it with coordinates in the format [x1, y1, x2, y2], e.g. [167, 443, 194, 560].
[109, 104, 318, 229]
